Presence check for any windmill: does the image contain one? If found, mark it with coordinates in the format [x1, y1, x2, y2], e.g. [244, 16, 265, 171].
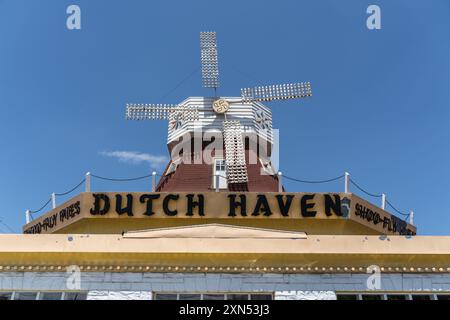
[126, 31, 312, 187]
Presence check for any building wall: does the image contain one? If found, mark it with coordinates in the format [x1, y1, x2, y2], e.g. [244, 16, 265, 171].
[1, 272, 450, 300]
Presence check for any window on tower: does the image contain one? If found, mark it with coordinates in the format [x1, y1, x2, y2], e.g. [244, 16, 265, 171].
[213, 159, 228, 189]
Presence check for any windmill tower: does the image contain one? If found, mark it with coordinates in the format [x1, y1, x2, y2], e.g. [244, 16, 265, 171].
[126, 32, 312, 192]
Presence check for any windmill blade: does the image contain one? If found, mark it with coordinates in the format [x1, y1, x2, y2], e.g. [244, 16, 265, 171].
[126, 104, 199, 121]
[200, 31, 220, 89]
[241, 82, 312, 103]
[223, 120, 248, 184]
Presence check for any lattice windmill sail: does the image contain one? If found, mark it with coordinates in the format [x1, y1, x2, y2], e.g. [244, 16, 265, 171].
[125, 31, 312, 188]
[223, 120, 248, 184]
[200, 31, 220, 89]
[241, 82, 312, 103]
[126, 104, 199, 131]
[126, 104, 199, 121]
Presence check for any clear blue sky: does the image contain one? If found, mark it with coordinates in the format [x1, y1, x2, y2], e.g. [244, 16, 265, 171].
[0, 0, 449, 235]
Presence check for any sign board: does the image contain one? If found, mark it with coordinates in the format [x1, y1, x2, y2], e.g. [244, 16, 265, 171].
[22, 192, 416, 236]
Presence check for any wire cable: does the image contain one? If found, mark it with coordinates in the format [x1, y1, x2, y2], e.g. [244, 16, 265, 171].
[0, 220, 15, 233]
[349, 178, 383, 198]
[386, 199, 409, 217]
[91, 173, 153, 182]
[229, 64, 258, 83]
[55, 178, 86, 196]
[159, 66, 201, 101]
[283, 174, 344, 184]
[29, 198, 52, 214]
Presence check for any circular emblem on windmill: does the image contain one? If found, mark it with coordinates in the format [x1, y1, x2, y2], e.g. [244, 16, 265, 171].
[212, 99, 230, 114]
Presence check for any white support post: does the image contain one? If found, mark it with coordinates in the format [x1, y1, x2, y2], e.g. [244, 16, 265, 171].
[51, 192, 56, 209]
[409, 210, 414, 225]
[381, 194, 386, 210]
[25, 210, 31, 224]
[215, 174, 220, 192]
[278, 171, 283, 192]
[85, 172, 91, 192]
[344, 172, 350, 193]
[152, 171, 157, 192]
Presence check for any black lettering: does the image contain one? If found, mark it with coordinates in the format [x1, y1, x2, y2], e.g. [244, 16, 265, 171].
[324, 194, 342, 216]
[140, 194, 160, 216]
[275, 194, 294, 217]
[367, 209, 374, 222]
[186, 194, 205, 216]
[74, 201, 81, 214]
[382, 217, 390, 229]
[163, 194, 179, 216]
[90, 194, 110, 215]
[301, 194, 317, 217]
[373, 213, 381, 224]
[252, 194, 272, 216]
[228, 194, 247, 217]
[59, 201, 81, 223]
[355, 203, 362, 216]
[115, 194, 134, 216]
